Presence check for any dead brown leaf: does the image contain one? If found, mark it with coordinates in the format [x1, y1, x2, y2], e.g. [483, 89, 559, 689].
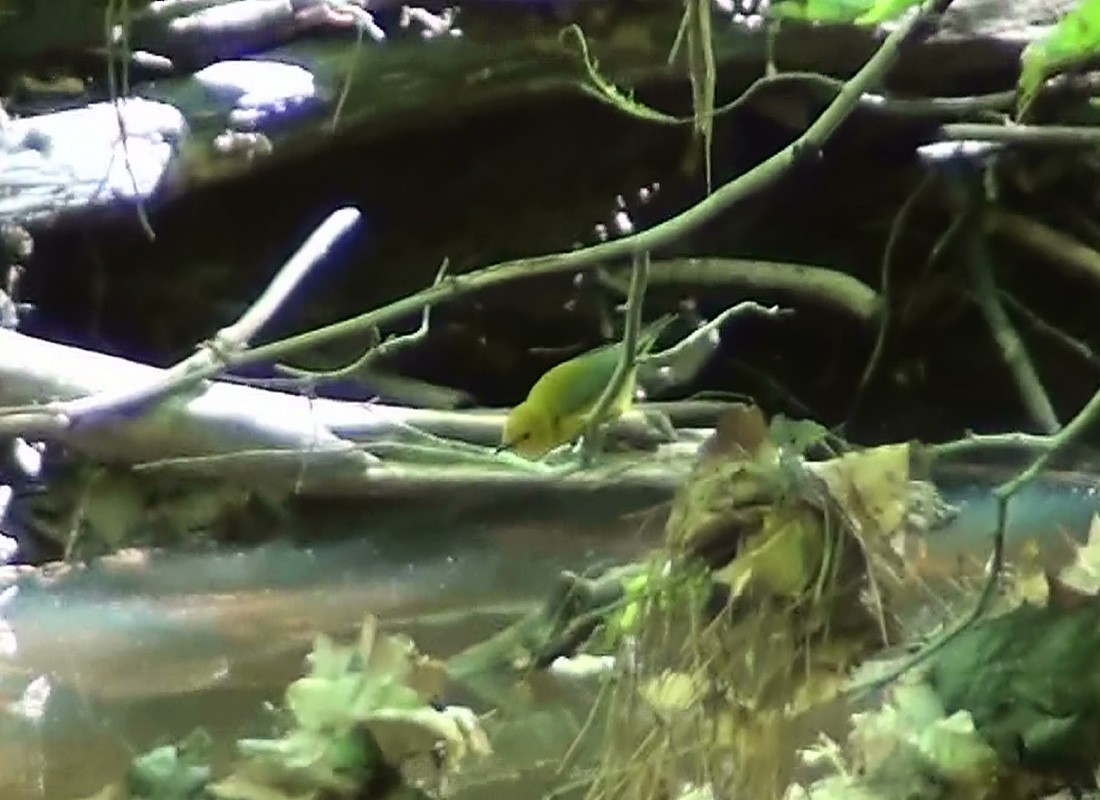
[815, 443, 911, 542]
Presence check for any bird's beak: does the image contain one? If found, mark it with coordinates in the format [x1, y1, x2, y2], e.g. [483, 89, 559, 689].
[494, 441, 513, 454]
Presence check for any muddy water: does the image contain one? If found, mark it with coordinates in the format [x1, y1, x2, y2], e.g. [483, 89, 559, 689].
[1, 468, 1099, 800]
[0, 489, 667, 800]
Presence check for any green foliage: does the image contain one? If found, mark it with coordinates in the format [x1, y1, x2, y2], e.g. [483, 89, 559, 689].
[769, 0, 875, 23]
[927, 602, 1100, 775]
[127, 731, 213, 800]
[769, 0, 921, 25]
[793, 680, 1001, 800]
[1020, 0, 1100, 113]
[855, 0, 923, 24]
[210, 617, 489, 800]
[76, 619, 487, 800]
[603, 560, 712, 645]
[755, 0, 1100, 118]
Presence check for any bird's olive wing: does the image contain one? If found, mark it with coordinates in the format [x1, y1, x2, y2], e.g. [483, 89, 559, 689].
[539, 342, 627, 420]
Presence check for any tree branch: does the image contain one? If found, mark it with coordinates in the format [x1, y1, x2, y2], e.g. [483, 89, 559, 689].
[581, 251, 650, 463]
[209, 0, 953, 375]
[599, 257, 880, 323]
[986, 209, 1100, 286]
[967, 218, 1060, 435]
[0, 208, 362, 438]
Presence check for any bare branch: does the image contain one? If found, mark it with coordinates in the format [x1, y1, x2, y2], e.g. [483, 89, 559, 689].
[215, 0, 949, 372]
[581, 251, 651, 463]
[0, 207, 362, 438]
[967, 226, 1060, 435]
[986, 209, 1100, 286]
[599, 257, 880, 323]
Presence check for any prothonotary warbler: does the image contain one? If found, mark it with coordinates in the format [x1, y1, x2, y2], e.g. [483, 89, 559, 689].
[500, 314, 675, 459]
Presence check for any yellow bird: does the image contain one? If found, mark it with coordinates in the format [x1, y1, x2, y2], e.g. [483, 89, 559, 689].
[500, 315, 674, 459]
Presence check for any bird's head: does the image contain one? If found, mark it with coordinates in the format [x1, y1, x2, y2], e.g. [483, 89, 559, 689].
[500, 400, 556, 459]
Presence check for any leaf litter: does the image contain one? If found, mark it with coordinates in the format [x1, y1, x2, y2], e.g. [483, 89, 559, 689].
[71, 401, 1100, 800]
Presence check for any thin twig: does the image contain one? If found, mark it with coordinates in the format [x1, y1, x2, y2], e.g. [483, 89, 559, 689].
[939, 384, 1100, 681]
[986, 209, 1100, 286]
[967, 216, 1060, 434]
[567, 25, 1012, 128]
[897, 202, 968, 324]
[851, 362, 1088, 699]
[581, 251, 650, 463]
[683, 0, 716, 190]
[277, 258, 450, 381]
[103, 0, 155, 240]
[849, 172, 934, 425]
[0, 208, 362, 437]
[598, 257, 879, 323]
[642, 300, 789, 365]
[1, 0, 952, 445]
[925, 430, 1055, 460]
[994, 386, 1100, 501]
[216, 0, 954, 374]
[940, 123, 1100, 147]
[999, 290, 1100, 370]
[324, 0, 377, 129]
[928, 212, 968, 267]
[219, 212, 359, 350]
[847, 208, 1092, 697]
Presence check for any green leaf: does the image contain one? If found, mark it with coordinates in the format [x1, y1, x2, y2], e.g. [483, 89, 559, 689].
[304, 635, 354, 681]
[286, 675, 363, 731]
[770, 0, 876, 23]
[855, 0, 922, 25]
[227, 728, 377, 798]
[1019, 0, 1100, 112]
[225, 616, 484, 800]
[237, 728, 373, 777]
[127, 732, 213, 800]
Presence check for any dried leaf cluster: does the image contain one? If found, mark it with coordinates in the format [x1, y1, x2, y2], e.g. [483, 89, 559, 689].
[589, 404, 943, 800]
